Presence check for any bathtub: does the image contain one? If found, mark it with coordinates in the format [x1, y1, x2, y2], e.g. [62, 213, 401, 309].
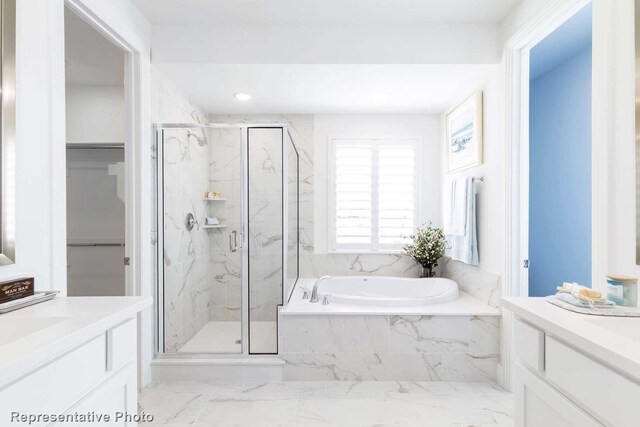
[282, 277, 499, 316]
[315, 276, 459, 306]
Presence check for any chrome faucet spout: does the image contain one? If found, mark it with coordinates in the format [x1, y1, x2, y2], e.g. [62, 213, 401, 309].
[310, 275, 332, 303]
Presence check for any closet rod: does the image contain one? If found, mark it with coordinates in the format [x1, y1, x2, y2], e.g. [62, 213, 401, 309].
[67, 243, 125, 247]
[66, 143, 124, 150]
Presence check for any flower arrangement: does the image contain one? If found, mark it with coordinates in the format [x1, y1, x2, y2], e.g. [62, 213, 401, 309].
[402, 222, 447, 277]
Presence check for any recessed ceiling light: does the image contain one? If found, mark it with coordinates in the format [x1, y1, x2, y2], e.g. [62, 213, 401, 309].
[234, 93, 252, 101]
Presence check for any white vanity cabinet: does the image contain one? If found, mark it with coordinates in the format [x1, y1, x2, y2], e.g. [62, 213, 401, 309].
[0, 297, 151, 427]
[0, 318, 138, 426]
[512, 317, 640, 427]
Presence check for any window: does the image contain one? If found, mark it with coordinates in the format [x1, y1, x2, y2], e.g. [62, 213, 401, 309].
[329, 138, 418, 252]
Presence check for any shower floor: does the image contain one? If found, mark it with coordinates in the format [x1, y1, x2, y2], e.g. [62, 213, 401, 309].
[178, 321, 278, 354]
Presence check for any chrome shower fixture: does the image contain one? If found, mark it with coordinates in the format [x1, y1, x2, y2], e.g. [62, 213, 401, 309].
[187, 130, 208, 146]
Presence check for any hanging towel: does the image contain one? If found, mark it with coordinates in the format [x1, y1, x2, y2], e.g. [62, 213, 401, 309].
[445, 177, 468, 236]
[446, 177, 479, 266]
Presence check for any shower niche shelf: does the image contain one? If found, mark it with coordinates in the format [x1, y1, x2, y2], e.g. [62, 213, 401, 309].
[202, 224, 227, 229]
[203, 198, 227, 202]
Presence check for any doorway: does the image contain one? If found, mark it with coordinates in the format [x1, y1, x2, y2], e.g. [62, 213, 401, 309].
[64, 7, 127, 296]
[527, 3, 593, 296]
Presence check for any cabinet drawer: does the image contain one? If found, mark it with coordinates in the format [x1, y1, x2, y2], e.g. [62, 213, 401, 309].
[546, 336, 640, 427]
[0, 335, 107, 423]
[107, 318, 136, 371]
[54, 364, 137, 427]
[515, 363, 602, 427]
[515, 319, 545, 373]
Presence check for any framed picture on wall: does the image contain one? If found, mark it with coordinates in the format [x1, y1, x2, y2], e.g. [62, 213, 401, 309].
[446, 91, 483, 173]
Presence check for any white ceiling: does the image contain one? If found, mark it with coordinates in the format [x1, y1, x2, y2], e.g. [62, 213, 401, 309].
[65, 8, 124, 86]
[154, 63, 498, 114]
[136, 0, 515, 114]
[132, 0, 520, 25]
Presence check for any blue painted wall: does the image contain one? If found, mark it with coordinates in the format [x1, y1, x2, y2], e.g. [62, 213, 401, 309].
[528, 11, 592, 297]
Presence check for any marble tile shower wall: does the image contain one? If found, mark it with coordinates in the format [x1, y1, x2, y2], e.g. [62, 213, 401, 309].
[163, 128, 213, 352]
[151, 68, 213, 352]
[280, 315, 500, 381]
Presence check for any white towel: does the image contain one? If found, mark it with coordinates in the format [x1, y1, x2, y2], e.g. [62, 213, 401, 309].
[555, 292, 614, 308]
[446, 177, 468, 236]
[446, 177, 479, 266]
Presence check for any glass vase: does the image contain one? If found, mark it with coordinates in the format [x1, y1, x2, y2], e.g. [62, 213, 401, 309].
[420, 264, 435, 278]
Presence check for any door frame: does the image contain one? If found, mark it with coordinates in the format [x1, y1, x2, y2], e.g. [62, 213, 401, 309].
[62, 0, 153, 386]
[503, 0, 613, 389]
[505, 0, 594, 299]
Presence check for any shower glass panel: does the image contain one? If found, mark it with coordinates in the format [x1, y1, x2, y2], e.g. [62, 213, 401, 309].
[248, 127, 283, 354]
[286, 132, 300, 303]
[160, 126, 243, 354]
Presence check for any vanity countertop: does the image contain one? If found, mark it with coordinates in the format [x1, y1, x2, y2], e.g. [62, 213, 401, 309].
[0, 296, 151, 387]
[503, 297, 640, 381]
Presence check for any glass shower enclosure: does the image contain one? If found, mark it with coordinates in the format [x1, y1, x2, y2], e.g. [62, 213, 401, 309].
[155, 124, 299, 356]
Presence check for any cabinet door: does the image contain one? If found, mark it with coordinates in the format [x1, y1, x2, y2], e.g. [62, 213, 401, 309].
[53, 364, 137, 427]
[515, 363, 601, 427]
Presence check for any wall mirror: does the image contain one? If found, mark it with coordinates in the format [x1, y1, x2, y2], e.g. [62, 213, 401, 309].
[0, 0, 16, 266]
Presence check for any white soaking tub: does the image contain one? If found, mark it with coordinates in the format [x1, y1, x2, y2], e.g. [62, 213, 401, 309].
[314, 276, 459, 306]
[282, 277, 499, 316]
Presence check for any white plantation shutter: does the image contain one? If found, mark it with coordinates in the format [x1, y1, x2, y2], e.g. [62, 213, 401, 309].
[330, 139, 418, 251]
[377, 142, 416, 247]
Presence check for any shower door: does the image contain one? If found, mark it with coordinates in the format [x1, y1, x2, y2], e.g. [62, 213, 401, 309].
[247, 127, 285, 354]
[159, 125, 244, 354]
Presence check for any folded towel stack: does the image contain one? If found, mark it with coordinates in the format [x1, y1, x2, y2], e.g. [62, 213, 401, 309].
[555, 282, 615, 308]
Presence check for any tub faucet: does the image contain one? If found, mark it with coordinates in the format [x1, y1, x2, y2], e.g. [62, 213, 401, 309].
[310, 276, 332, 303]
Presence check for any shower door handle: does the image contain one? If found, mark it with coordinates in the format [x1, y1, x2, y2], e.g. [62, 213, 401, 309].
[229, 230, 238, 252]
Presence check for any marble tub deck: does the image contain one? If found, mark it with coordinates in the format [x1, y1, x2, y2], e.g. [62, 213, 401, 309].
[138, 380, 513, 426]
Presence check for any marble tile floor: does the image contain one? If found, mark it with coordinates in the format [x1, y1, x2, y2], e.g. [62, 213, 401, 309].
[178, 321, 278, 354]
[138, 380, 514, 426]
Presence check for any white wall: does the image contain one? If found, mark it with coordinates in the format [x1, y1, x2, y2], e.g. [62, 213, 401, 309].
[441, 65, 505, 277]
[66, 85, 125, 143]
[152, 24, 501, 65]
[314, 114, 441, 254]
